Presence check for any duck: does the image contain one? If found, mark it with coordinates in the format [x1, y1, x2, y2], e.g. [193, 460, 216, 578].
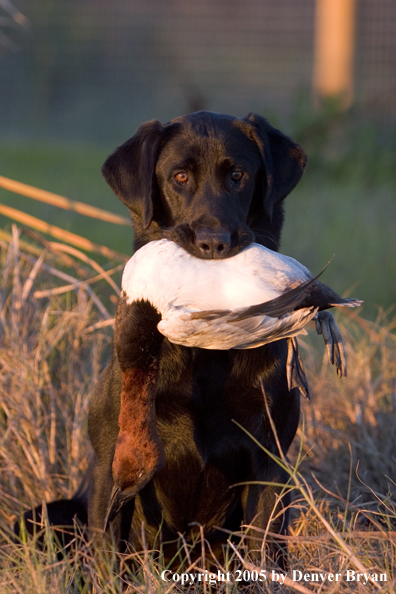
[104, 239, 362, 530]
[121, 238, 362, 356]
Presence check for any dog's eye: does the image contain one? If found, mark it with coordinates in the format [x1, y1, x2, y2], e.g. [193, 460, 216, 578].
[174, 172, 189, 185]
[231, 171, 244, 182]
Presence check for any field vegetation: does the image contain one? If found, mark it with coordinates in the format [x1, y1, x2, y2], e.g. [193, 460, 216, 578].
[0, 106, 395, 592]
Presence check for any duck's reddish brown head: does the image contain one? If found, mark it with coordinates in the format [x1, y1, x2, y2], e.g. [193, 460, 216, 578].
[112, 366, 164, 492]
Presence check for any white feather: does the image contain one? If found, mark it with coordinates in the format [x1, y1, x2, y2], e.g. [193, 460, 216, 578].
[121, 239, 319, 349]
[122, 239, 312, 309]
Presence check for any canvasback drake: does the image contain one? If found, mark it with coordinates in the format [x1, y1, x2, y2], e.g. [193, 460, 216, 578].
[120, 238, 362, 352]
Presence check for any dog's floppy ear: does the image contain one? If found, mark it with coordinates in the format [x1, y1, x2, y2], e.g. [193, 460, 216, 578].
[242, 113, 307, 219]
[102, 119, 165, 229]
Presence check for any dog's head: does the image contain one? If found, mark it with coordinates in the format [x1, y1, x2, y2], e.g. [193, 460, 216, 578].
[102, 111, 307, 257]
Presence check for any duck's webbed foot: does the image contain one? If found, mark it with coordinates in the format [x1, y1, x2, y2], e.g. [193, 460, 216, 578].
[286, 337, 310, 400]
[314, 310, 347, 377]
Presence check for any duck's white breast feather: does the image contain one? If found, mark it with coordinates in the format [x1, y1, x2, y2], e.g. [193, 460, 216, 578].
[121, 238, 313, 313]
[120, 239, 319, 350]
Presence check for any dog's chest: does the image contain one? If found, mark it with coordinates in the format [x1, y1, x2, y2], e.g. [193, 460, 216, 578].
[152, 348, 264, 530]
[156, 346, 262, 459]
[153, 403, 249, 531]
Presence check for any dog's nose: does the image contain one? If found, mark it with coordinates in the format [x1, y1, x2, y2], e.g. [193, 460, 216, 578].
[195, 230, 231, 259]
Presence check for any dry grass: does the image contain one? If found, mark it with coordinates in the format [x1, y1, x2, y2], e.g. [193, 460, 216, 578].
[0, 226, 395, 593]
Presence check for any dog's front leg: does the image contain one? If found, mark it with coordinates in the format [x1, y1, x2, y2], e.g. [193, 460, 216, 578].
[242, 467, 291, 571]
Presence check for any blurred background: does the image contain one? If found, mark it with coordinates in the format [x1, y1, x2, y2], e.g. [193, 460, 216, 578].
[0, 0, 395, 315]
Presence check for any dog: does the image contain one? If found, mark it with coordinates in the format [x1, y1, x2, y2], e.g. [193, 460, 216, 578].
[17, 111, 309, 567]
[89, 111, 308, 566]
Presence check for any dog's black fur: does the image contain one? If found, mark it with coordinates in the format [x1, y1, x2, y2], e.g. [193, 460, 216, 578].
[17, 112, 307, 566]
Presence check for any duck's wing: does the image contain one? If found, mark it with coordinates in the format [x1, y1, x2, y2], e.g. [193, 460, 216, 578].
[229, 276, 317, 320]
[190, 260, 332, 323]
[190, 269, 362, 323]
[157, 264, 331, 350]
[157, 305, 318, 350]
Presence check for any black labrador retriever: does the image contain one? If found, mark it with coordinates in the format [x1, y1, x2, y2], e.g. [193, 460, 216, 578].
[89, 111, 309, 566]
[18, 111, 309, 566]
